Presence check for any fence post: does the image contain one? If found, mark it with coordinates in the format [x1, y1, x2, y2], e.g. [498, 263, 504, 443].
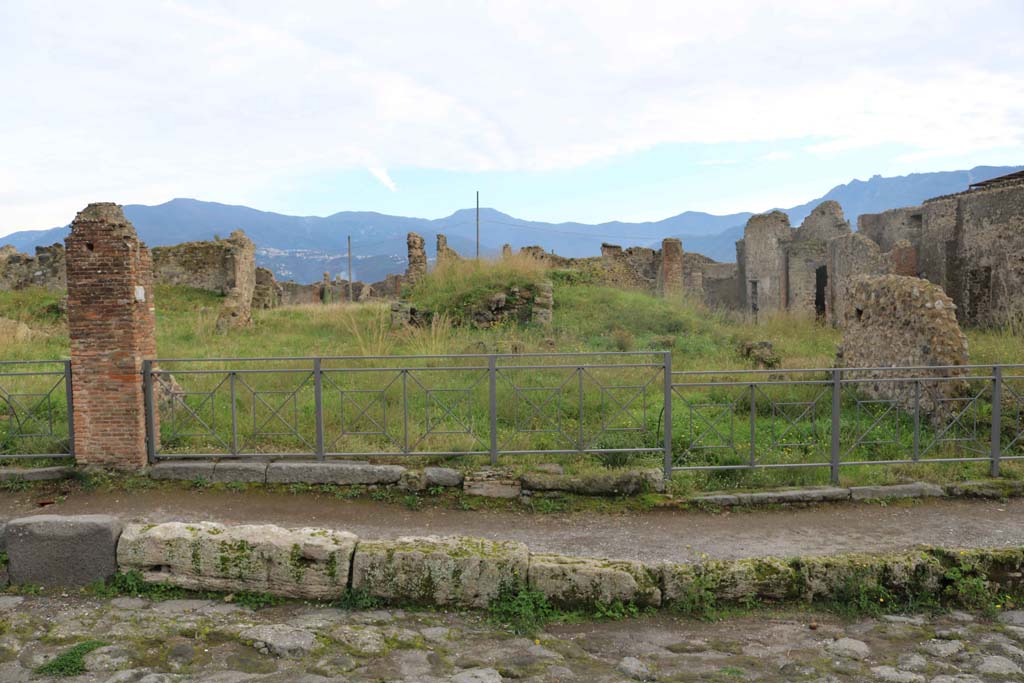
[142, 360, 156, 465]
[313, 359, 324, 460]
[663, 351, 673, 481]
[229, 371, 239, 456]
[991, 365, 1002, 478]
[64, 360, 75, 460]
[749, 384, 756, 467]
[830, 368, 841, 485]
[401, 369, 409, 454]
[489, 355, 498, 466]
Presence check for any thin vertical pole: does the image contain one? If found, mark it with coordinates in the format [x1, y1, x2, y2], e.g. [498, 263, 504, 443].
[991, 365, 1002, 478]
[913, 379, 921, 461]
[64, 360, 75, 460]
[830, 368, 841, 485]
[663, 352, 673, 481]
[577, 367, 585, 452]
[749, 384, 756, 466]
[142, 360, 156, 464]
[489, 355, 498, 466]
[402, 370, 409, 454]
[475, 191, 480, 260]
[347, 235, 353, 302]
[314, 359, 324, 460]
[229, 371, 238, 456]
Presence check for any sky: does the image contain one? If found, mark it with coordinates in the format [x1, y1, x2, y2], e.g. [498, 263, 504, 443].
[2, 0, 1023, 237]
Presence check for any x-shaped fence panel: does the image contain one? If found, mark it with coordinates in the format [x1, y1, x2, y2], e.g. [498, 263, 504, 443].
[0, 361, 73, 458]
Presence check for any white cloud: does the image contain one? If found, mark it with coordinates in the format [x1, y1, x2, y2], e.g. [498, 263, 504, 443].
[368, 167, 398, 192]
[760, 151, 793, 162]
[1, 0, 1022, 232]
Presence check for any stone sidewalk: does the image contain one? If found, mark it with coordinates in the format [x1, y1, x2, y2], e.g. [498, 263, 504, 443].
[5, 594, 1024, 682]
[3, 488, 1024, 565]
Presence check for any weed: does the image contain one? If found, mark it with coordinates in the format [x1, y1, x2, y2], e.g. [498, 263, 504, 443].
[36, 640, 109, 677]
[487, 582, 558, 636]
[334, 588, 383, 610]
[401, 494, 422, 510]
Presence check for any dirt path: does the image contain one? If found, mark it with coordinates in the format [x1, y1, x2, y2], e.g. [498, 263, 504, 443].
[1, 488, 1022, 564]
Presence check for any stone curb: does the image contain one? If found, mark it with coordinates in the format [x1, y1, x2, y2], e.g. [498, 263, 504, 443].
[690, 482, 950, 507]
[3, 515, 1024, 615]
[0, 466, 73, 482]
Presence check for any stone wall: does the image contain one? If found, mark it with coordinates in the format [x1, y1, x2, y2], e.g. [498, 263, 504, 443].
[857, 173, 1024, 328]
[0, 244, 66, 291]
[436, 234, 461, 265]
[826, 234, 914, 327]
[213, 231, 256, 331]
[65, 203, 156, 469]
[406, 232, 427, 286]
[657, 238, 684, 296]
[152, 231, 253, 295]
[252, 267, 282, 309]
[736, 210, 792, 314]
[837, 274, 969, 419]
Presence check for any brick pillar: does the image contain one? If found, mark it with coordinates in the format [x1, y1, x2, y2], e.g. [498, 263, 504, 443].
[65, 203, 157, 469]
[659, 238, 685, 297]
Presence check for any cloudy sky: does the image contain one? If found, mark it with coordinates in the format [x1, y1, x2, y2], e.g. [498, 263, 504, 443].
[2, 0, 1023, 235]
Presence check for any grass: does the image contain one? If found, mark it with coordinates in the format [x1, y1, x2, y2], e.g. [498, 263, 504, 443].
[35, 640, 109, 677]
[1, 259, 1023, 492]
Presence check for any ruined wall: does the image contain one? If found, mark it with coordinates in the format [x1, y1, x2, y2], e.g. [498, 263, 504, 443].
[436, 234, 461, 265]
[785, 239, 829, 317]
[735, 211, 792, 314]
[796, 200, 851, 242]
[701, 262, 741, 310]
[837, 275, 969, 419]
[406, 233, 427, 286]
[0, 244, 66, 291]
[212, 231, 256, 331]
[857, 175, 1024, 328]
[657, 238, 684, 296]
[152, 231, 253, 295]
[826, 233, 906, 327]
[252, 267, 282, 309]
[65, 203, 156, 469]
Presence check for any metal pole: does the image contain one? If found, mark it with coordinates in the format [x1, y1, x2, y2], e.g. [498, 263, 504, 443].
[749, 383, 756, 467]
[475, 191, 480, 260]
[229, 371, 238, 456]
[142, 360, 156, 464]
[489, 355, 498, 466]
[402, 370, 409, 454]
[991, 365, 1002, 477]
[913, 379, 921, 461]
[577, 367, 585, 452]
[64, 360, 75, 459]
[830, 368, 841, 485]
[663, 351, 673, 481]
[314, 359, 324, 460]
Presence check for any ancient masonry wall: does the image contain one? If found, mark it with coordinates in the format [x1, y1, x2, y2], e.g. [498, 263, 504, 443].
[858, 176, 1024, 328]
[736, 211, 792, 314]
[0, 244, 66, 290]
[64, 203, 157, 469]
[837, 274, 969, 420]
[825, 233, 916, 327]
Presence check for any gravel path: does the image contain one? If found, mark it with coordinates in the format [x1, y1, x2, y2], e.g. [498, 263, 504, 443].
[1, 488, 1022, 564]
[5, 594, 1024, 682]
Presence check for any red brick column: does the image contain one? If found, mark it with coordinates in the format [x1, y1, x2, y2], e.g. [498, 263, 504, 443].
[65, 203, 157, 469]
[659, 238, 685, 297]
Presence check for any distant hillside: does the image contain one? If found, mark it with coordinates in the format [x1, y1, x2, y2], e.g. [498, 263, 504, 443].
[3, 165, 1020, 282]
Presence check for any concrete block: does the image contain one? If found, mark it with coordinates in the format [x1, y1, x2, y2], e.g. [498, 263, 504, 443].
[850, 482, 945, 500]
[0, 466, 73, 481]
[212, 461, 268, 483]
[149, 461, 216, 481]
[352, 535, 529, 608]
[424, 467, 464, 488]
[529, 553, 661, 607]
[7, 514, 122, 587]
[118, 522, 356, 599]
[266, 462, 405, 485]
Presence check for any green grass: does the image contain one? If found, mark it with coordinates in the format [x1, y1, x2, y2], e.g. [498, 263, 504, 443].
[35, 640, 109, 677]
[1, 264, 1023, 492]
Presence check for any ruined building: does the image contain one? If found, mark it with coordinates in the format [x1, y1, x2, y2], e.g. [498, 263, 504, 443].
[857, 170, 1024, 328]
[0, 244, 66, 290]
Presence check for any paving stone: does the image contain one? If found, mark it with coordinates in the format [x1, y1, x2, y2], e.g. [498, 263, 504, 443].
[975, 655, 1022, 675]
[111, 597, 150, 610]
[7, 514, 122, 587]
[999, 610, 1024, 626]
[897, 653, 928, 671]
[617, 655, 655, 680]
[850, 483, 945, 500]
[240, 624, 317, 657]
[424, 467, 464, 487]
[0, 466, 72, 481]
[212, 461, 268, 483]
[870, 666, 924, 683]
[922, 639, 964, 657]
[0, 596, 24, 610]
[826, 637, 870, 660]
[451, 668, 504, 683]
[84, 645, 135, 672]
[528, 553, 661, 607]
[149, 461, 216, 480]
[265, 461, 405, 485]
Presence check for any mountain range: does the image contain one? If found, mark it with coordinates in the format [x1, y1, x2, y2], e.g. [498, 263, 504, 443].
[2, 165, 1020, 284]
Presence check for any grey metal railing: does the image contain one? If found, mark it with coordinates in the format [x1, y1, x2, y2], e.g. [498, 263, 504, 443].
[143, 352, 673, 465]
[670, 364, 1024, 483]
[0, 360, 74, 460]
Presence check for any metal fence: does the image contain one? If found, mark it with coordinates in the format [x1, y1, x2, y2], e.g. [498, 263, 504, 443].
[670, 364, 1024, 482]
[0, 360, 74, 460]
[143, 352, 672, 464]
